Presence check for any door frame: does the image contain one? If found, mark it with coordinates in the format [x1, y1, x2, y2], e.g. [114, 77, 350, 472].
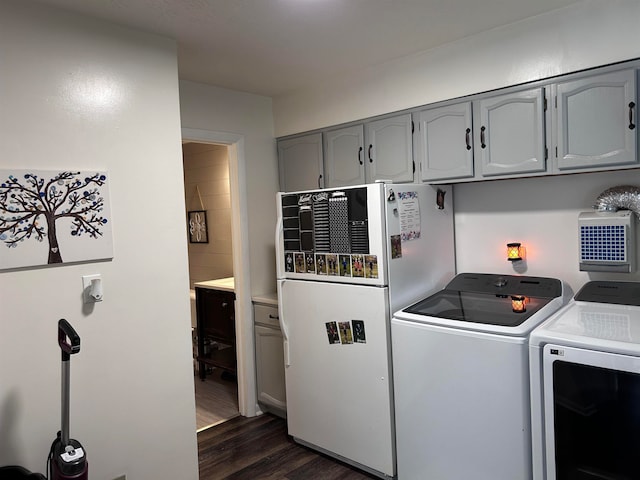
[182, 127, 256, 417]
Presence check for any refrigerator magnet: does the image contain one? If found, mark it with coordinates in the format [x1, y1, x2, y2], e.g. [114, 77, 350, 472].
[326, 321, 340, 344]
[364, 255, 378, 278]
[305, 253, 316, 273]
[398, 190, 422, 242]
[352, 254, 365, 278]
[326, 254, 338, 276]
[285, 252, 294, 272]
[353, 320, 366, 343]
[391, 235, 402, 259]
[339, 255, 352, 277]
[295, 253, 305, 273]
[315, 253, 327, 275]
[338, 321, 353, 344]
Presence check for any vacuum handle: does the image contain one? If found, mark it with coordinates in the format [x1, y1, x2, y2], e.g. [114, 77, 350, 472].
[58, 319, 81, 360]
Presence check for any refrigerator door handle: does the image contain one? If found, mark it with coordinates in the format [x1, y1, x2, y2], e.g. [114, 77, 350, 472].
[275, 201, 284, 280]
[282, 339, 290, 367]
[277, 292, 291, 367]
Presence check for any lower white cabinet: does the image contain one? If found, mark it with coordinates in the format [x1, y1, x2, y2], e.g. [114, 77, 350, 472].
[253, 302, 286, 417]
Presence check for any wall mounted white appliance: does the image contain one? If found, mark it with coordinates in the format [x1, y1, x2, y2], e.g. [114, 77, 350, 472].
[392, 273, 566, 480]
[578, 210, 636, 273]
[530, 280, 640, 480]
[276, 182, 455, 478]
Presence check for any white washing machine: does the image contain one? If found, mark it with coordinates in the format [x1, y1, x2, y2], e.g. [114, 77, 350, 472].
[529, 280, 640, 480]
[392, 273, 567, 480]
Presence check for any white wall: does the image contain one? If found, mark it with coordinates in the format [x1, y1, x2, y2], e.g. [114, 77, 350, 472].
[273, 0, 640, 137]
[0, 2, 198, 479]
[454, 171, 640, 295]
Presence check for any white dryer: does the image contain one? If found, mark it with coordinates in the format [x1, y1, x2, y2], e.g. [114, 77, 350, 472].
[392, 273, 567, 480]
[530, 280, 640, 480]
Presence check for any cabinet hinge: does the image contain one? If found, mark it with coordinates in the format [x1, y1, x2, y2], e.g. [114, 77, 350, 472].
[412, 121, 415, 134]
[555, 146, 558, 157]
[555, 96, 557, 109]
[413, 161, 415, 173]
[545, 146, 548, 160]
[544, 97, 547, 112]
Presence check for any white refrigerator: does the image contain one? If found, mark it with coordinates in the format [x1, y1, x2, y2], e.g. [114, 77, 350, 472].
[275, 182, 455, 478]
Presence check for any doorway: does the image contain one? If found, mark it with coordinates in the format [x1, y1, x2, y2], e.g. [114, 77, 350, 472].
[182, 141, 239, 430]
[181, 127, 258, 428]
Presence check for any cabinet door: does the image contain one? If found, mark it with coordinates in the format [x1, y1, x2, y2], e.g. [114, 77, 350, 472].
[365, 113, 414, 184]
[196, 288, 235, 343]
[416, 102, 474, 182]
[255, 324, 287, 412]
[278, 133, 324, 192]
[324, 125, 365, 187]
[556, 69, 638, 171]
[477, 88, 547, 177]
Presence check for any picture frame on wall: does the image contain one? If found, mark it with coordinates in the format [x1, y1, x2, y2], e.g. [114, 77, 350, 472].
[188, 210, 208, 243]
[0, 169, 114, 270]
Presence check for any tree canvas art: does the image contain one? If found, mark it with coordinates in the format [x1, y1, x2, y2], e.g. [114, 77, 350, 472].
[0, 170, 113, 270]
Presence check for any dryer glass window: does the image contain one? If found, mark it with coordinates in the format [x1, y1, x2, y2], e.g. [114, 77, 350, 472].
[552, 360, 640, 479]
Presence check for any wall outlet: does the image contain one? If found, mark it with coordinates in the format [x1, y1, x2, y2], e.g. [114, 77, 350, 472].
[82, 274, 103, 303]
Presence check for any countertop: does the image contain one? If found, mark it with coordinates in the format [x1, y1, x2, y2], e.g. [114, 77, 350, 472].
[252, 292, 278, 306]
[193, 277, 235, 293]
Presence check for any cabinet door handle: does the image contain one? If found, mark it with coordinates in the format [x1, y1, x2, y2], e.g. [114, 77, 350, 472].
[480, 126, 486, 149]
[629, 102, 636, 130]
[465, 128, 472, 150]
[318, 174, 323, 188]
[358, 146, 363, 165]
[222, 302, 228, 307]
[268, 314, 279, 320]
[368, 144, 373, 163]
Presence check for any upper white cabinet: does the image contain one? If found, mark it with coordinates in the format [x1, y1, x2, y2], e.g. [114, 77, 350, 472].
[324, 124, 365, 187]
[416, 102, 474, 182]
[554, 68, 638, 171]
[417, 88, 547, 182]
[364, 113, 414, 184]
[325, 114, 414, 187]
[477, 87, 547, 177]
[277, 133, 324, 192]
[278, 61, 640, 187]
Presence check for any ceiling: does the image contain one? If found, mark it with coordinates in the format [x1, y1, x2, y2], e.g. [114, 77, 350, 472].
[36, 0, 583, 98]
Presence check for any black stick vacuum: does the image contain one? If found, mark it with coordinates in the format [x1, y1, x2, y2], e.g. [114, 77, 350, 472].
[48, 319, 88, 480]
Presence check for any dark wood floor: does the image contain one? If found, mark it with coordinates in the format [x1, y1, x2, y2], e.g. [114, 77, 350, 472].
[198, 413, 379, 480]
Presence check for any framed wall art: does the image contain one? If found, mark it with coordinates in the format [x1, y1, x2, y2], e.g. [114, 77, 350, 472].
[188, 210, 208, 243]
[0, 169, 114, 270]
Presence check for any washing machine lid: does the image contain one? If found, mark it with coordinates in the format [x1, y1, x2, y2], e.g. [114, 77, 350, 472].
[399, 273, 564, 334]
[574, 280, 640, 306]
[530, 281, 640, 354]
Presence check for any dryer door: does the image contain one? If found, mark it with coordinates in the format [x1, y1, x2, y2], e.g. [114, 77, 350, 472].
[542, 344, 640, 480]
